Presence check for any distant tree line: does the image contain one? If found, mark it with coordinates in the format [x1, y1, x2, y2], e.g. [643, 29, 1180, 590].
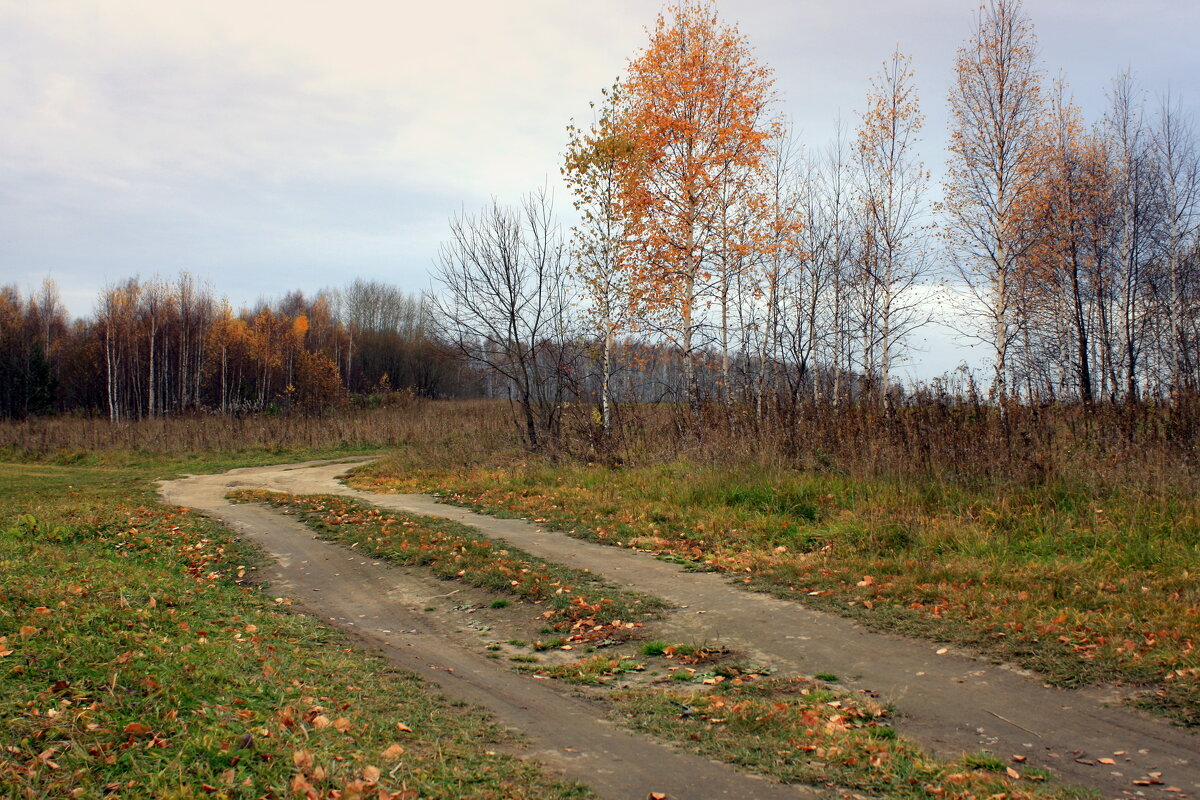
[0, 276, 476, 420]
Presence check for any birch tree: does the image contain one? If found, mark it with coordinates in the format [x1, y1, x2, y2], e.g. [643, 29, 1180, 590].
[944, 0, 1045, 403]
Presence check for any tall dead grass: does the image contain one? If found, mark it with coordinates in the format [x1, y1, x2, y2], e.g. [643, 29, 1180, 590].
[4, 394, 1198, 496]
[572, 396, 1200, 494]
[0, 399, 511, 459]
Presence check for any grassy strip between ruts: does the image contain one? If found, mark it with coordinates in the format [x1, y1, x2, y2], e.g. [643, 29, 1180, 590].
[608, 677, 1093, 800]
[520, 646, 1093, 800]
[226, 491, 663, 643]
[0, 460, 591, 799]
[346, 456, 1200, 726]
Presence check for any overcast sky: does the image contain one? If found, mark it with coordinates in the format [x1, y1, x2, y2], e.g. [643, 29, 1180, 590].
[3, 0, 1199, 379]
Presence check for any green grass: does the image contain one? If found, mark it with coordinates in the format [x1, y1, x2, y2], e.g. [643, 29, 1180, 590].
[349, 455, 1200, 725]
[0, 455, 590, 799]
[228, 490, 663, 641]
[609, 677, 1092, 800]
[519, 655, 645, 686]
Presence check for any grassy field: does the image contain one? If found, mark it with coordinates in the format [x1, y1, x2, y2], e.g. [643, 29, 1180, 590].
[0, 448, 589, 799]
[3, 398, 1197, 796]
[345, 403, 1200, 727]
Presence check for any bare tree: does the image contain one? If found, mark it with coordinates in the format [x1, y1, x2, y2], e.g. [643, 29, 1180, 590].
[1153, 93, 1200, 394]
[854, 49, 932, 403]
[1102, 73, 1155, 401]
[944, 0, 1045, 403]
[432, 189, 575, 450]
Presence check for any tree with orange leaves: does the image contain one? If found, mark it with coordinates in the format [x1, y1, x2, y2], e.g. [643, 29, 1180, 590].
[563, 82, 640, 441]
[620, 0, 780, 415]
[944, 0, 1045, 404]
[1016, 85, 1116, 405]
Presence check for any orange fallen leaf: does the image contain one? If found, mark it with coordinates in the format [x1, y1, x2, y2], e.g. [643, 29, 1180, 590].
[290, 773, 315, 798]
[381, 743, 405, 759]
[1098, 757, 1116, 765]
[19, 626, 37, 639]
[1006, 767, 1021, 780]
[292, 749, 313, 769]
[311, 715, 331, 730]
[123, 722, 152, 737]
[332, 717, 351, 733]
[362, 765, 381, 783]
[396, 722, 413, 733]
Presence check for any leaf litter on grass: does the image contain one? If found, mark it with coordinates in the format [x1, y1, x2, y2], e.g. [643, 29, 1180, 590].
[0, 460, 592, 799]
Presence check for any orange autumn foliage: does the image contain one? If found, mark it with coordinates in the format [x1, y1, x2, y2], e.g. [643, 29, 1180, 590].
[619, 0, 782, 409]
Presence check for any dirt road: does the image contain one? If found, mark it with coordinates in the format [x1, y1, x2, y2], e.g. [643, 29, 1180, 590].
[160, 460, 1199, 800]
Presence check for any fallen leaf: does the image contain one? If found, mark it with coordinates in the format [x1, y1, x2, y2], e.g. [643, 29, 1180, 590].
[1011, 755, 1027, 763]
[648, 794, 668, 800]
[311, 715, 331, 730]
[381, 743, 404, 759]
[290, 773, 314, 797]
[332, 717, 351, 733]
[19, 626, 37, 639]
[1098, 757, 1116, 765]
[362, 765, 381, 783]
[1006, 767, 1021, 780]
[396, 722, 413, 733]
[293, 750, 313, 770]
[123, 723, 152, 737]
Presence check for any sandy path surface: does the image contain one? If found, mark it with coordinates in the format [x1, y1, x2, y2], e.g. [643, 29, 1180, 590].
[160, 459, 1199, 800]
